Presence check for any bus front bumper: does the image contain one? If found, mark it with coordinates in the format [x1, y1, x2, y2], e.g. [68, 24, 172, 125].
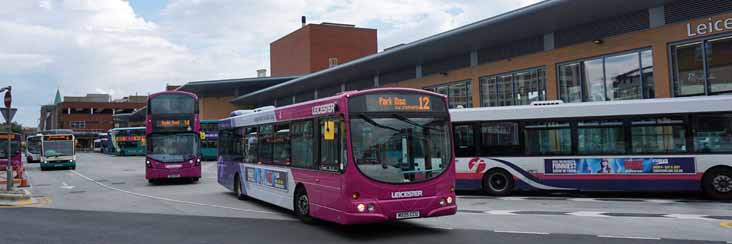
[41, 160, 76, 169]
[334, 195, 458, 225]
[146, 166, 201, 180]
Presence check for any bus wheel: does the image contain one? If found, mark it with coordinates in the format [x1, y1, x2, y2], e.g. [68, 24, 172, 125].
[703, 167, 732, 200]
[294, 187, 314, 223]
[148, 179, 157, 185]
[483, 169, 514, 196]
[234, 175, 247, 200]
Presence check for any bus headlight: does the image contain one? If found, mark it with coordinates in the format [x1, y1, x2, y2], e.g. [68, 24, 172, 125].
[446, 196, 453, 205]
[145, 160, 152, 168]
[439, 198, 446, 206]
[357, 203, 366, 213]
[195, 158, 201, 166]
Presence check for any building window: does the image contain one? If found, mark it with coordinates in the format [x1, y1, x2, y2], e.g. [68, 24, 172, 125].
[480, 67, 546, 107]
[328, 57, 338, 68]
[672, 35, 732, 96]
[70, 121, 85, 129]
[558, 49, 654, 102]
[424, 80, 471, 108]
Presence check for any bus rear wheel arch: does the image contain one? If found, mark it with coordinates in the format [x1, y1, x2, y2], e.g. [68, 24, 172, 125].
[703, 166, 732, 200]
[482, 168, 514, 196]
[294, 184, 314, 224]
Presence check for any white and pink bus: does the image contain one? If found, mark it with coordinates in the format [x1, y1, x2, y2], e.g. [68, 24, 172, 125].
[451, 96, 732, 200]
[218, 88, 456, 224]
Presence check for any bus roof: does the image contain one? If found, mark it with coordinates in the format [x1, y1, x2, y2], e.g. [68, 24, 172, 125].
[110, 127, 145, 131]
[450, 95, 732, 122]
[221, 88, 444, 128]
[148, 90, 198, 100]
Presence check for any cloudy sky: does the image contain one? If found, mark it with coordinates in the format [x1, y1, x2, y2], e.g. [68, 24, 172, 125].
[1, 0, 540, 126]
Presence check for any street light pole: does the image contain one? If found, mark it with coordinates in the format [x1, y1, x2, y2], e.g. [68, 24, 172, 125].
[0, 86, 12, 191]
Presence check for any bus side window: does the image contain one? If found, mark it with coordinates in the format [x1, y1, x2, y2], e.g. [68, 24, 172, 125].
[244, 127, 258, 164]
[319, 118, 342, 172]
[479, 122, 522, 156]
[454, 124, 475, 157]
[291, 120, 315, 169]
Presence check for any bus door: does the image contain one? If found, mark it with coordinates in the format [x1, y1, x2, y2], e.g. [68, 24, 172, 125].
[316, 118, 345, 206]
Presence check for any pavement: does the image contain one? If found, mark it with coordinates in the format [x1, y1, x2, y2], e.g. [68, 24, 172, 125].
[1, 153, 730, 243]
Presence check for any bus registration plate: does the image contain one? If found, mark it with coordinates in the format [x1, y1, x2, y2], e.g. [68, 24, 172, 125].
[396, 211, 420, 219]
[167, 174, 181, 178]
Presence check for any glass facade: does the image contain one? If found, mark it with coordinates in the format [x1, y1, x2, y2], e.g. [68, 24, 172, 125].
[425, 80, 471, 108]
[559, 49, 653, 102]
[673, 35, 732, 96]
[480, 67, 546, 107]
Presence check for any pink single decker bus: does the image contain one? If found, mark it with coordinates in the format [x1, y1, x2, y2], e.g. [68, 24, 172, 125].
[145, 91, 201, 184]
[218, 88, 457, 224]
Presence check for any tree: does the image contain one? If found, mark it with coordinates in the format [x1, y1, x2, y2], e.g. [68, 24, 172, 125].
[1, 122, 24, 134]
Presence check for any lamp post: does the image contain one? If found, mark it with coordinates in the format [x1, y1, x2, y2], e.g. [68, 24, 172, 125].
[0, 86, 12, 190]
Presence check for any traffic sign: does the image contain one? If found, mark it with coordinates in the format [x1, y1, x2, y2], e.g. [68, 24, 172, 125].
[1, 108, 16, 122]
[4, 91, 11, 108]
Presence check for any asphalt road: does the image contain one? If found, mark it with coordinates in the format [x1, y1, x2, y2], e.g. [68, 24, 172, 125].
[3, 153, 730, 243]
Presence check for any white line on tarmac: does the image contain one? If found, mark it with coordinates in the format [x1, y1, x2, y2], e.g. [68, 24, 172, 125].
[567, 198, 600, 202]
[664, 214, 711, 220]
[597, 235, 661, 240]
[567, 211, 609, 218]
[494, 230, 550, 235]
[485, 210, 517, 215]
[69, 170, 286, 216]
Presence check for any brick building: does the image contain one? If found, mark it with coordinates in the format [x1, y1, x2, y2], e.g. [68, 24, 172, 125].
[270, 22, 377, 76]
[38, 93, 146, 150]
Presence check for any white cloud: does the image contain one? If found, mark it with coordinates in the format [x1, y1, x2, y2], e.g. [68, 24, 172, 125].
[0, 0, 540, 126]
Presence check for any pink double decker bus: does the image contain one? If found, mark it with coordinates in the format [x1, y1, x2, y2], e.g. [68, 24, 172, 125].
[145, 91, 201, 184]
[218, 88, 456, 224]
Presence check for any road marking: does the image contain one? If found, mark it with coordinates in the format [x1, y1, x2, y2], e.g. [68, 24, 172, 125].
[494, 230, 550, 235]
[497, 197, 527, 201]
[567, 198, 599, 202]
[721, 221, 732, 229]
[60, 182, 75, 190]
[485, 210, 517, 215]
[597, 235, 661, 240]
[69, 170, 285, 216]
[567, 211, 609, 218]
[665, 214, 711, 220]
[646, 199, 675, 204]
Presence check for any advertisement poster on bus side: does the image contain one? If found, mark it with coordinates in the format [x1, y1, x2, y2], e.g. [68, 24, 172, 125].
[544, 157, 695, 174]
[245, 167, 288, 191]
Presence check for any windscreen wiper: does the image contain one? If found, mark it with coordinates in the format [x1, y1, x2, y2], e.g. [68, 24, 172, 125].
[358, 114, 400, 132]
[391, 114, 444, 132]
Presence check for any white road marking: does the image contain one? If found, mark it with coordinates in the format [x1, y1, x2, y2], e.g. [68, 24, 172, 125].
[567, 198, 599, 202]
[498, 197, 527, 201]
[69, 170, 285, 216]
[494, 230, 550, 235]
[567, 211, 609, 218]
[485, 210, 517, 215]
[664, 214, 711, 220]
[60, 182, 75, 190]
[597, 235, 661, 240]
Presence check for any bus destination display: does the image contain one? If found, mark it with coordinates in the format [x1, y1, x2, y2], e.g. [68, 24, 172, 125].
[350, 93, 446, 113]
[154, 119, 191, 129]
[44, 135, 73, 141]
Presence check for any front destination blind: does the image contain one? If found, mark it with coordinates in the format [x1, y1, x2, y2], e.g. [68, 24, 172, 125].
[349, 93, 447, 113]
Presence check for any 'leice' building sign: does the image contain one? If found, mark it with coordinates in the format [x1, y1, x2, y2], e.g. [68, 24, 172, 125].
[687, 17, 732, 37]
